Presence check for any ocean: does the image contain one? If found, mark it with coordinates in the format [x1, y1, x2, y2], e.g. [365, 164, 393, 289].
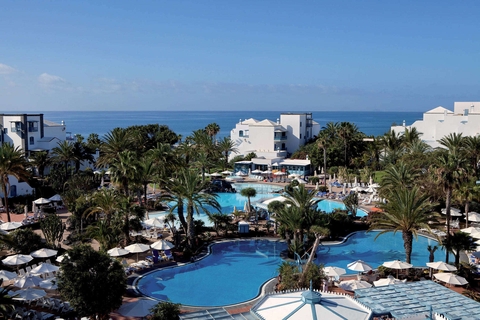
[39, 110, 422, 140]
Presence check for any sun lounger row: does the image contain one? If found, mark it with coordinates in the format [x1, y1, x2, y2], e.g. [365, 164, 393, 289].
[10, 307, 56, 320]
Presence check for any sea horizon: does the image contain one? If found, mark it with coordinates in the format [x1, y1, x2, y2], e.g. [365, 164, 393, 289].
[25, 110, 423, 140]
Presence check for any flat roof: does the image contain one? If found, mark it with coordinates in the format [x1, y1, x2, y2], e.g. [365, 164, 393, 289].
[355, 280, 480, 319]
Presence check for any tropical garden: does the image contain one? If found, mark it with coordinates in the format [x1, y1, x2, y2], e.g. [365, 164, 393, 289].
[1, 119, 480, 316]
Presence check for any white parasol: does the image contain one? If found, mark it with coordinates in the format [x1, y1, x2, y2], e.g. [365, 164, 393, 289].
[338, 280, 372, 291]
[48, 194, 62, 202]
[39, 279, 58, 290]
[107, 248, 130, 257]
[30, 263, 60, 276]
[33, 198, 51, 205]
[426, 261, 457, 272]
[13, 288, 47, 301]
[433, 272, 468, 286]
[221, 170, 233, 175]
[150, 239, 175, 251]
[382, 260, 412, 278]
[441, 207, 462, 216]
[347, 260, 372, 272]
[144, 217, 164, 228]
[373, 275, 405, 287]
[460, 227, 480, 234]
[125, 243, 150, 261]
[0, 222, 23, 231]
[2, 254, 33, 266]
[0, 270, 17, 281]
[14, 274, 42, 289]
[467, 212, 480, 222]
[324, 266, 346, 278]
[30, 248, 58, 259]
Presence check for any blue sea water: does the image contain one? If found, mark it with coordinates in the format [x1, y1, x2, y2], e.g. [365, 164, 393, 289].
[39, 110, 422, 140]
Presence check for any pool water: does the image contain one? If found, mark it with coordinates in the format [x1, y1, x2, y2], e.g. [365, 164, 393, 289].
[316, 231, 453, 274]
[136, 232, 448, 306]
[150, 182, 366, 225]
[136, 239, 287, 306]
[317, 199, 367, 217]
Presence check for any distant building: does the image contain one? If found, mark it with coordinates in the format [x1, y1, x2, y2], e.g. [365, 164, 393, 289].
[391, 102, 480, 148]
[230, 112, 320, 159]
[0, 113, 67, 197]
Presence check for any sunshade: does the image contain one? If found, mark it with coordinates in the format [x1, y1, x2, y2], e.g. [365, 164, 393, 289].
[324, 266, 346, 277]
[125, 243, 150, 253]
[433, 272, 468, 286]
[30, 263, 60, 275]
[251, 169, 262, 174]
[426, 261, 457, 272]
[460, 227, 480, 234]
[347, 260, 372, 272]
[14, 275, 42, 289]
[117, 298, 157, 317]
[56, 253, 69, 263]
[107, 248, 130, 257]
[441, 208, 462, 216]
[144, 217, 164, 228]
[221, 170, 232, 175]
[470, 231, 480, 239]
[150, 239, 175, 251]
[338, 280, 372, 291]
[373, 275, 404, 287]
[0, 222, 23, 231]
[382, 260, 413, 269]
[39, 279, 57, 290]
[125, 243, 150, 261]
[2, 254, 33, 266]
[48, 194, 62, 202]
[210, 172, 222, 177]
[471, 251, 480, 258]
[33, 198, 51, 205]
[13, 288, 47, 301]
[350, 186, 365, 192]
[30, 248, 58, 258]
[262, 196, 287, 205]
[466, 211, 480, 222]
[273, 171, 286, 175]
[0, 270, 18, 281]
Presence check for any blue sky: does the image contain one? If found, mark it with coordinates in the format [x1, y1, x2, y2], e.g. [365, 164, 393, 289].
[1, 1, 479, 112]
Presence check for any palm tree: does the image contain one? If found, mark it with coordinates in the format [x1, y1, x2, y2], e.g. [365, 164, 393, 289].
[379, 161, 419, 198]
[205, 123, 220, 143]
[109, 150, 138, 196]
[380, 129, 404, 165]
[0, 279, 15, 318]
[217, 137, 238, 170]
[83, 188, 121, 226]
[136, 154, 157, 207]
[97, 127, 134, 168]
[337, 122, 359, 167]
[442, 232, 477, 268]
[29, 150, 51, 178]
[464, 135, 480, 179]
[435, 145, 467, 262]
[164, 169, 221, 248]
[427, 245, 438, 263]
[87, 219, 119, 252]
[369, 187, 435, 264]
[51, 140, 75, 180]
[240, 187, 257, 218]
[0, 143, 30, 222]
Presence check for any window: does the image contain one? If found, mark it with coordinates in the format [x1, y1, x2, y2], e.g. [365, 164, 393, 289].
[300, 134, 302, 139]
[11, 122, 22, 133]
[239, 130, 244, 137]
[300, 122, 302, 127]
[29, 137, 34, 145]
[28, 121, 38, 132]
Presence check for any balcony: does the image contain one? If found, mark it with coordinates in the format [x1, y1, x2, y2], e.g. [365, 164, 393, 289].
[274, 135, 287, 141]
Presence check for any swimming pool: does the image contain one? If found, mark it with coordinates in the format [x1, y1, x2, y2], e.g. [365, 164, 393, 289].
[317, 199, 368, 217]
[316, 231, 453, 274]
[136, 239, 287, 307]
[136, 231, 448, 306]
[149, 182, 366, 225]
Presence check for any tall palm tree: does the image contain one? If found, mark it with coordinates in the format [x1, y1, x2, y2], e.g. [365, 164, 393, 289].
[337, 122, 359, 167]
[83, 188, 121, 226]
[97, 128, 133, 168]
[164, 169, 221, 248]
[369, 187, 435, 264]
[109, 150, 138, 196]
[435, 149, 467, 262]
[240, 187, 257, 218]
[29, 150, 51, 178]
[205, 123, 220, 143]
[0, 143, 30, 222]
[442, 232, 477, 268]
[51, 140, 75, 180]
[217, 137, 238, 170]
[380, 129, 404, 165]
[379, 161, 419, 198]
[464, 135, 480, 179]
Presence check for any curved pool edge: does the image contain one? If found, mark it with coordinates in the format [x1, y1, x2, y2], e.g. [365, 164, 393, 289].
[132, 237, 286, 309]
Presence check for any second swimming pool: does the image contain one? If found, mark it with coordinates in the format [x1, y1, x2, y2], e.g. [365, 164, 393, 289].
[136, 231, 450, 307]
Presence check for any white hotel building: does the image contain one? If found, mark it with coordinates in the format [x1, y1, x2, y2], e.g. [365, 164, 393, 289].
[0, 113, 67, 197]
[391, 102, 480, 149]
[230, 113, 320, 176]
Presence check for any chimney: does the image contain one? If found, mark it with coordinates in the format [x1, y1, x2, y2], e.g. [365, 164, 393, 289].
[276, 118, 280, 124]
[403, 120, 406, 127]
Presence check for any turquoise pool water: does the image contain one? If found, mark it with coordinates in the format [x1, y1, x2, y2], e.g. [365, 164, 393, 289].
[136, 231, 449, 306]
[136, 239, 286, 306]
[316, 231, 453, 274]
[149, 182, 366, 225]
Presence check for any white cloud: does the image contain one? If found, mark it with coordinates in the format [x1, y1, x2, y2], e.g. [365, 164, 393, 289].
[38, 73, 67, 86]
[0, 63, 18, 75]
